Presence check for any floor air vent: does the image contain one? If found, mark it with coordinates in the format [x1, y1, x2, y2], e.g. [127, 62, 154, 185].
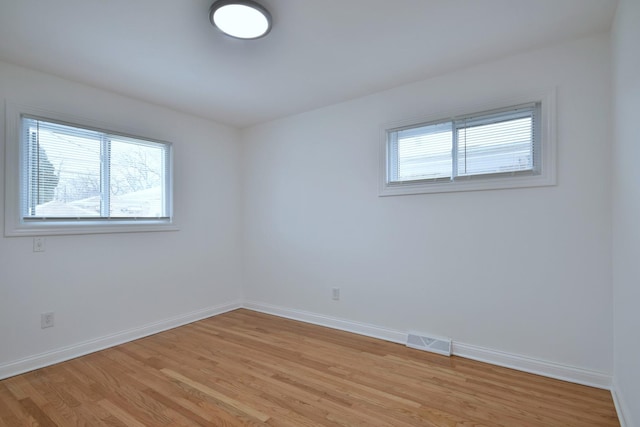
[406, 332, 452, 356]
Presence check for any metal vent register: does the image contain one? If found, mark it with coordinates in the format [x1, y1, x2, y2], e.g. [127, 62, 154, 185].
[406, 332, 452, 356]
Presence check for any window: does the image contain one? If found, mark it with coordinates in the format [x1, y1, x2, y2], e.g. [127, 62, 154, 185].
[380, 92, 556, 196]
[5, 104, 175, 236]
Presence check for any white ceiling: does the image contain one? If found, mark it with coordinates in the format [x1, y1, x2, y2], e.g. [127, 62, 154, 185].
[0, 0, 618, 128]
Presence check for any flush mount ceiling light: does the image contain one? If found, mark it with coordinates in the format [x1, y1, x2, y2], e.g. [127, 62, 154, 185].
[209, 0, 272, 40]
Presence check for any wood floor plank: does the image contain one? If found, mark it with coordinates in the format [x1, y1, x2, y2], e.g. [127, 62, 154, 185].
[0, 309, 619, 426]
[18, 397, 58, 427]
[160, 368, 271, 423]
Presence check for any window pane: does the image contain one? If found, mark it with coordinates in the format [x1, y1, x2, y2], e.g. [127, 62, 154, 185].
[395, 122, 452, 181]
[109, 138, 166, 218]
[24, 118, 102, 218]
[22, 116, 170, 221]
[456, 115, 533, 177]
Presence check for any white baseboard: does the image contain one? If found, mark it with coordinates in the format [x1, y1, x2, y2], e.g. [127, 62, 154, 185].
[242, 301, 407, 344]
[453, 342, 612, 389]
[242, 301, 612, 390]
[0, 300, 242, 380]
[611, 380, 632, 427]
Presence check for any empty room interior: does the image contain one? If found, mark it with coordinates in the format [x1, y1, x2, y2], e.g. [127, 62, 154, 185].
[0, 0, 638, 425]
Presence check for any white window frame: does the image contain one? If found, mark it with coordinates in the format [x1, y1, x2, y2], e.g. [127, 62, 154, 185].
[4, 102, 177, 236]
[379, 89, 557, 196]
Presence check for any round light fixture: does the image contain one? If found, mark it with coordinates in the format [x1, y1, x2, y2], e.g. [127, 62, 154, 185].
[209, 0, 272, 40]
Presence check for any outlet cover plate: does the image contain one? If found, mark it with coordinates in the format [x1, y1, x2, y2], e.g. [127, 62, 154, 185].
[41, 312, 54, 329]
[33, 237, 46, 252]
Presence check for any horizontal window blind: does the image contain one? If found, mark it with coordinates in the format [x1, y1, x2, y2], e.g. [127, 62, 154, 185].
[455, 106, 535, 178]
[387, 103, 539, 185]
[394, 122, 452, 181]
[21, 116, 170, 221]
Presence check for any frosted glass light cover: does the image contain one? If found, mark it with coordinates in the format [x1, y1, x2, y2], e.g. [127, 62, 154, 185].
[212, 3, 271, 39]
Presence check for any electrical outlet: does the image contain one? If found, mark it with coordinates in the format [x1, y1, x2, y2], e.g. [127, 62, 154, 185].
[332, 287, 340, 301]
[33, 237, 46, 252]
[41, 312, 54, 329]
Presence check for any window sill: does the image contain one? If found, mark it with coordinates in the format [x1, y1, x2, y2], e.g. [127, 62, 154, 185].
[4, 220, 179, 237]
[379, 173, 556, 196]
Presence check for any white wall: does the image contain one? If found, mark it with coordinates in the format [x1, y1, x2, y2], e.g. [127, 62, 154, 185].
[242, 34, 613, 376]
[612, 0, 640, 423]
[0, 61, 242, 370]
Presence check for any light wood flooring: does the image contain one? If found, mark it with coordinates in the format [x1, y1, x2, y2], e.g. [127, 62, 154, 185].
[0, 309, 619, 426]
